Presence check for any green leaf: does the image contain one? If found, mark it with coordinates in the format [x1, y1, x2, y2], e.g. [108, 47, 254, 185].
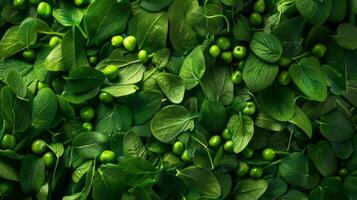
[52, 3, 83, 27]
[128, 91, 162, 125]
[344, 172, 357, 200]
[279, 153, 320, 189]
[117, 63, 146, 85]
[101, 85, 139, 97]
[307, 141, 338, 177]
[179, 45, 206, 90]
[201, 65, 234, 105]
[72, 132, 108, 159]
[296, 0, 333, 25]
[92, 164, 126, 200]
[72, 160, 92, 183]
[321, 64, 346, 95]
[177, 166, 221, 199]
[61, 27, 89, 72]
[280, 190, 308, 200]
[36, 183, 49, 200]
[328, 0, 347, 22]
[128, 8, 168, 52]
[0, 159, 19, 181]
[17, 17, 50, 47]
[309, 177, 347, 200]
[156, 73, 185, 104]
[95, 105, 132, 135]
[0, 86, 31, 132]
[44, 44, 66, 71]
[289, 57, 327, 102]
[84, 0, 130, 45]
[233, 15, 252, 41]
[5, 69, 27, 98]
[235, 179, 268, 200]
[0, 26, 26, 59]
[48, 143, 64, 158]
[288, 107, 312, 138]
[57, 95, 76, 119]
[271, 17, 305, 57]
[151, 105, 194, 143]
[34, 46, 54, 82]
[257, 86, 296, 121]
[140, 0, 173, 11]
[19, 155, 45, 193]
[0, 59, 34, 85]
[227, 114, 254, 153]
[319, 110, 354, 142]
[64, 66, 105, 94]
[335, 23, 357, 50]
[193, 2, 224, 36]
[332, 140, 353, 159]
[31, 88, 58, 129]
[199, 100, 227, 133]
[123, 132, 146, 158]
[168, 0, 199, 54]
[255, 112, 287, 132]
[62, 87, 100, 104]
[249, 32, 283, 63]
[261, 178, 288, 200]
[242, 54, 278, 92]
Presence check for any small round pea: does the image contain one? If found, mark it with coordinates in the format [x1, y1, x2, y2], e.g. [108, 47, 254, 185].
[216, 37, 231, 51]
[209, 45, 221, 58]
[224, 140, 234, 153]
[220, 51, 233, 63]
[42, 152, 55, 168]
[232, 46, 247, 60]
[22, 49, 36, 62]
[278, 57, 292, 67]
[49, 36, 61, 48]
[138, 50, 149, 63]
[311, 43, 327, 58]
[31, 139, 47, 154]
[99, 150, 116, 163]
[123, 36, 137, 52]
[79, 106, 95, 122]
[181, 150, 192, 162]
[208, 135, 222, 149]
[172, 141, 184, 156]
[89, 56, 98, 65]
[221, 128, 232, 140]
[231, 71, 243, 84]
[103, 65, 118, 80]
[37, 2, 52, 18]
[82, 122, 93, 131]
[249, 12, 262, 26]
[278, 71, 291, 85]
[99, 92, 114, 103]
[111, 35, 124, 47]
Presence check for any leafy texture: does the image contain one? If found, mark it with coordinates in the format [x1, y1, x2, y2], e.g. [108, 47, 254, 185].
[168, 0, 199, 54]
[31, 88, 58, 129]
[235, 179, 268, 200]
[0, 26, 26, 59]
[177, 166, 221, 199]
[84, 0, 130, 45]
[296, 0, 333, 25]
[128, 8, 168, 52]
[179, 45, 206, 90]
[289, 57, 327, 102]
[242, 54, 279, 92]
[319, 110, 354, 142]
[227, 114, 254, 153]
[335, 23, 357, 50]
[151, 106, 194, 143]
[258, 86, 296, 121]
[250, 32, 283, 63]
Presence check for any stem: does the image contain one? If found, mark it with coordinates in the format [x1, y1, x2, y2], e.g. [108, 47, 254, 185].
[142, 66, 158, 81]
[287, 131, 293, 151]
[275, 151, 290, 155]
[39, 31, 65, 37]
[205, 14, 230, 33]
[191, 135, 215, 170]
[263, 159, 282, 169]
[76, 25, 88, 39]
[292, 52, 309, 60]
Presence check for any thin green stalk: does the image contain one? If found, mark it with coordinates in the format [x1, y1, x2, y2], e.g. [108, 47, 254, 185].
[76, 25, 88, 39]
